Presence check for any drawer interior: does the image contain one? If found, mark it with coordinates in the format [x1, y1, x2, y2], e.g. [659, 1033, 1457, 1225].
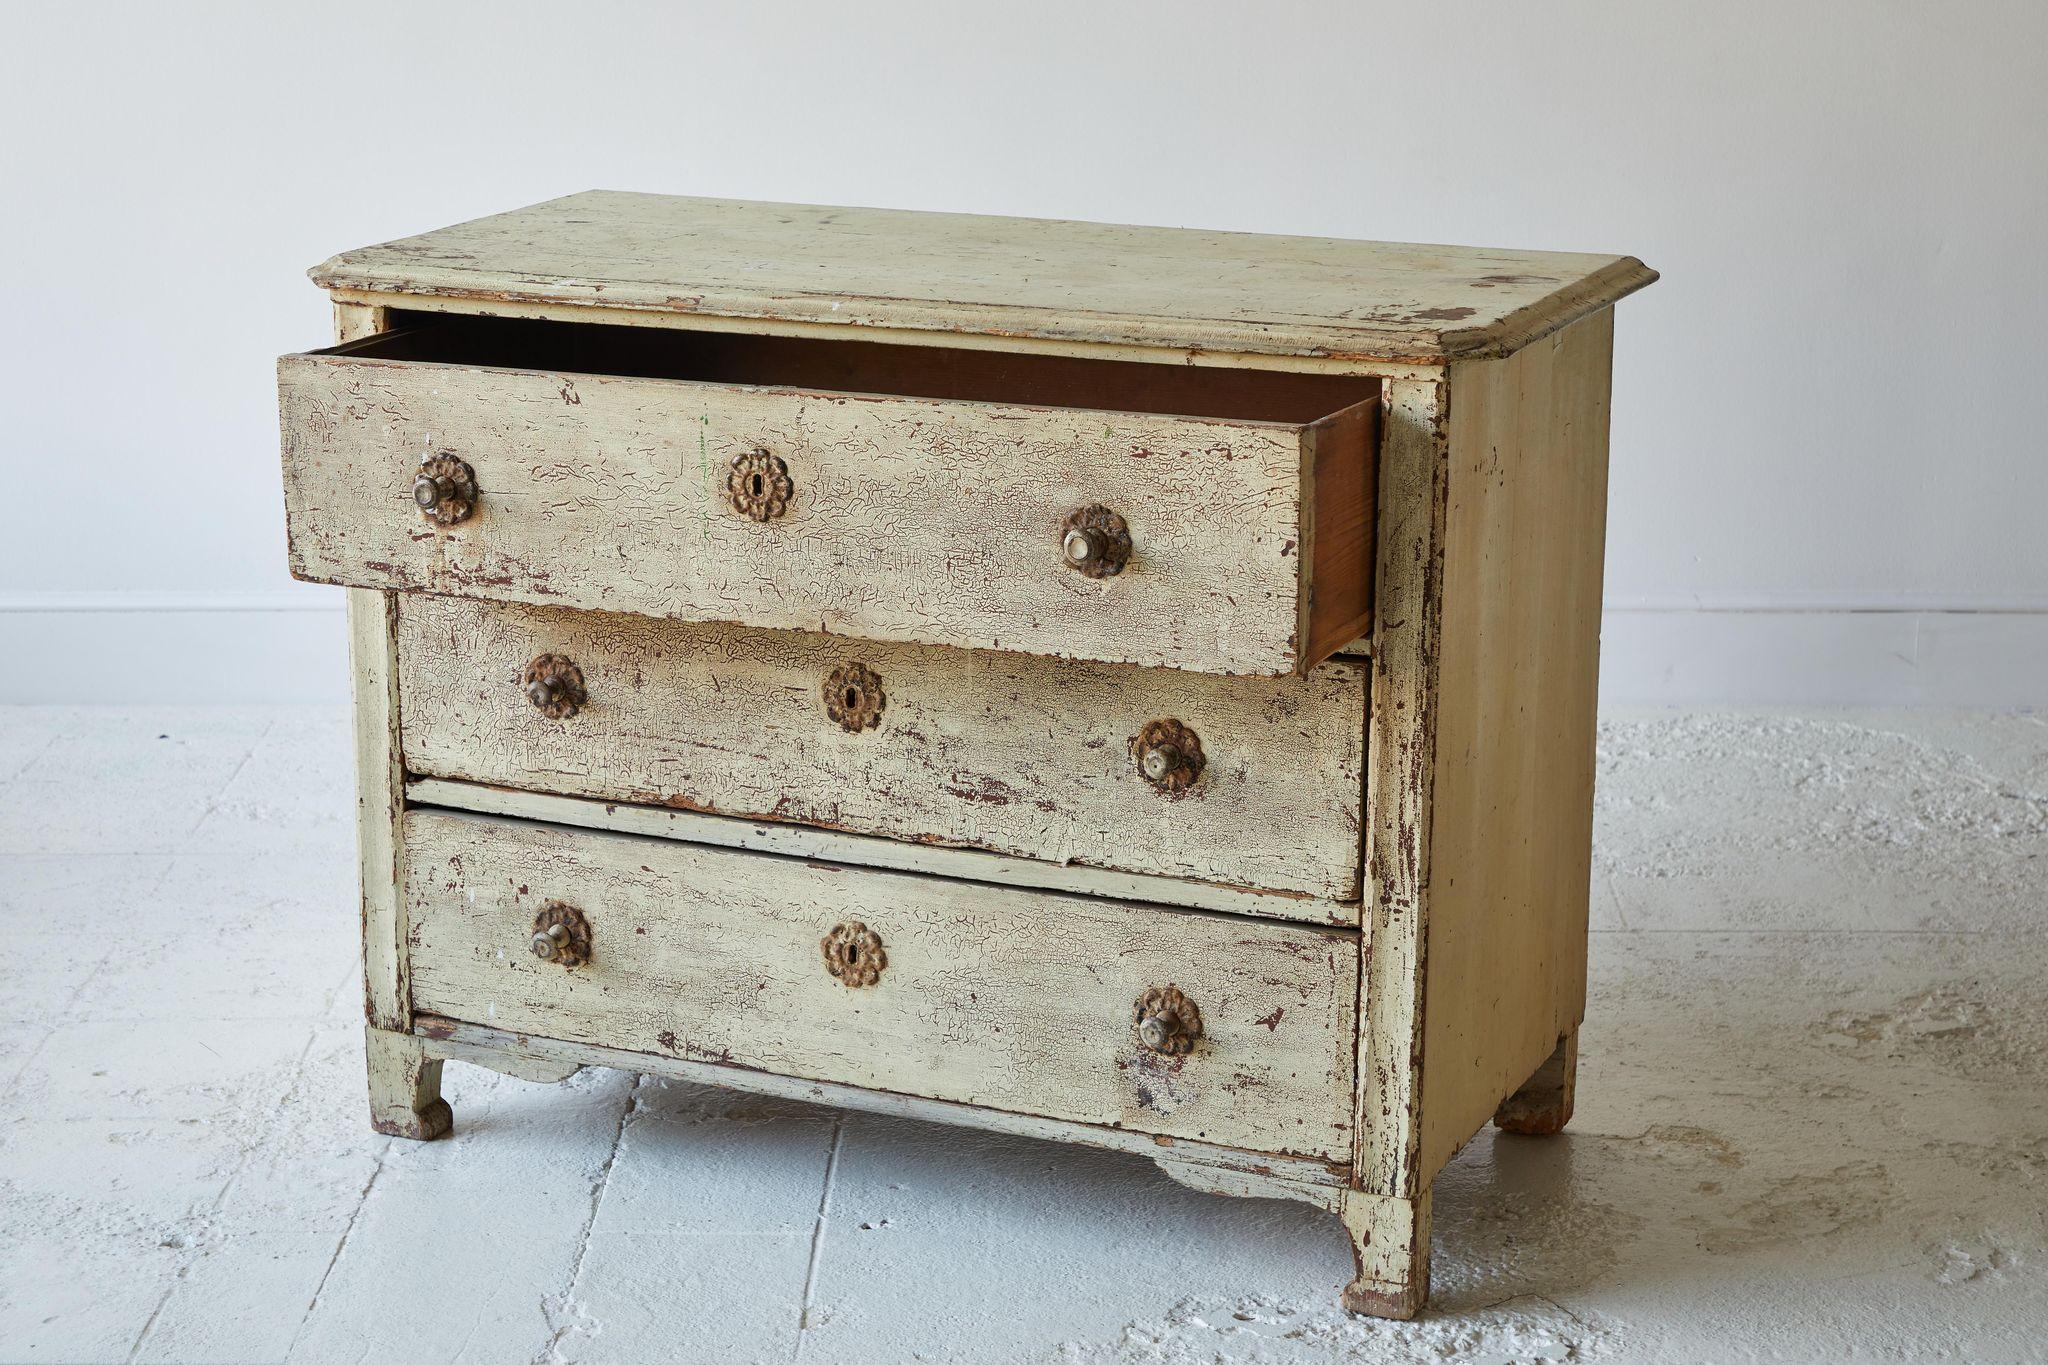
[345, 311, 1381, 425]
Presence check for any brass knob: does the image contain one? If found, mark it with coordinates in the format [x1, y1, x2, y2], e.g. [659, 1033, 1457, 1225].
[1134, 985, 1202, 1055]
[823, 662, 885, 733]
[1060, 505, 1131, 578]
[1132, 719, 1205, 794]
[821, 921, 885, 988]
[521, 654, 588, 720]
[728, 449, 793, 521]
[530, 901, 591, 967]
[413, 453, 477, 525]
[1140, 743, 1181, 783]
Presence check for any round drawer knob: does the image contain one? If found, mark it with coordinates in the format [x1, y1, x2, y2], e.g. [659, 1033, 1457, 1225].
[728, 449, 793, 521]
[1060, 505, 1131, 578]
[1132, 719, 1205, 794]
[522, 654, 588, 720]
[823, 662, 885, 733]
[530, 901, 591, 967]
[413, 453, 477, 525]
[1134, 984, 1202, 1055]
[821, 921, 886, 988]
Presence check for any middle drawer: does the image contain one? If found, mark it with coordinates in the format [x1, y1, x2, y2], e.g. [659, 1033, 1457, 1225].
[397, 596, 1367, 907]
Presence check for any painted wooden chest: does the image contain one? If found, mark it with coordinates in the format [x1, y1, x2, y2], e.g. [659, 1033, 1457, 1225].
[278, 192, 1654, 1317]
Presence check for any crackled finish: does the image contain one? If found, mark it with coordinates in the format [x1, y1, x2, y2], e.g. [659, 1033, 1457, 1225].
[403, 810, 1359, 1160]
[297, 208, 1650, 1324]
[279, 349, 1320, 676]
[394, 596, 1368, 905]
[312, 190, 1657, 364]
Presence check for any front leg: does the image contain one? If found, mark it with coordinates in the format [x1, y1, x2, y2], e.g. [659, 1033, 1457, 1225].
[365, 1025, 452, 1140]
[1494, 1030, 1578, 1135]
[1340, 1188, 1432, 1319]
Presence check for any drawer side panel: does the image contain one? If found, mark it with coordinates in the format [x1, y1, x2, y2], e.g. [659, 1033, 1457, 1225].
[404, 810, 1357, 1161]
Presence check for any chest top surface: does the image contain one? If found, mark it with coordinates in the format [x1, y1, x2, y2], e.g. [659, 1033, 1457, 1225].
[314, 191, 1654, 364]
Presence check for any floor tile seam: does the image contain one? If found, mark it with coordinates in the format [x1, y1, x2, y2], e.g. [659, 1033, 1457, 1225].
[530, 1071, 648, 1365]
[183, 716, 277, 839]
[790, 1114, 848, 1362]
[123, 1023, 327, 1363]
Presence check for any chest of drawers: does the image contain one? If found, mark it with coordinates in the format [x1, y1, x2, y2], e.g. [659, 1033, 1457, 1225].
[279, 192, 1653, 1318]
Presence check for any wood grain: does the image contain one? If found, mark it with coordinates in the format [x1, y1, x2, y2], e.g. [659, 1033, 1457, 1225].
[403, 809, 1359, 1160]
[1415, 309, 1613, 1182]
[1354, 375, 1453, 1198]
[311, 190, 1657, 364]
[347, 588, 407, 1028]
[396, 597, 1368, 902]
[280, 339, 1358, 675]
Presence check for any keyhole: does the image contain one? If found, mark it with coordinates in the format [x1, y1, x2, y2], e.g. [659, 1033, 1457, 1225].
[845, 943, 860, 964]
[750, 472, 765, 498]
[844, 686, 861, 710]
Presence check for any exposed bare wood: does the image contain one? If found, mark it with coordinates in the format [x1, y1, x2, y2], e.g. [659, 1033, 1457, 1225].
[403, 809, 1359, 1160]
[364, 1024, 449, 1140]
[1339, 1189, 1432, 1320]
[396, 596, 1368, 902]
[1354, 377, 1453, 1199]
[312, 191, 1655, 363]
[1493, 1030, 1579, 1136]
[404, 778, 1357, 923]
[1416, 310, 1612, 1180]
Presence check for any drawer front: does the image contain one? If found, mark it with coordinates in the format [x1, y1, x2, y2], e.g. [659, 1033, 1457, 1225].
[404, 810, 1358, 1161]
[279, 332, 1376, 676]
[397, 597, 1366, 906]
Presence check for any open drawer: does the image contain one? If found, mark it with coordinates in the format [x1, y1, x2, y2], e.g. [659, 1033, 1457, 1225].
[279, 315, 1380, 675]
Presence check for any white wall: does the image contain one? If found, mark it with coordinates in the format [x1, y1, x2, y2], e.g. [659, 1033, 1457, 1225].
[3, 2, 2043, 707]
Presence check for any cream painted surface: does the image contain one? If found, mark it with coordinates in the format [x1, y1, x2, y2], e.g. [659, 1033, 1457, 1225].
[279, 346, 1320, 676]
[421, 1017, 1348, 1197]
[405, 778, 1357, 922]
[312, 190, 1650, 363]
[396, 596, 1368, 903]
[402, 809, 1360, 1161]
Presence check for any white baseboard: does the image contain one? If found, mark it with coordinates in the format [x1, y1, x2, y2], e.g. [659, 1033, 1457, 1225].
[0, 592, 2042, 709]
[1598, 603, 2048, 708]
[0, 591, 351, 705]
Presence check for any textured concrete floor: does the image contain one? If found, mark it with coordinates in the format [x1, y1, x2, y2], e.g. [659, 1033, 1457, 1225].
[1, 706, 2044, 1363]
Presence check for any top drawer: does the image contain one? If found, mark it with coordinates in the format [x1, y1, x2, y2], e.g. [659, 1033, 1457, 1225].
[279, 316, 1379, 676]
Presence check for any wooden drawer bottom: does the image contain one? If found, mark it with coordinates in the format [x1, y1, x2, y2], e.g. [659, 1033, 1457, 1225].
[403, 808, 1358, 1160]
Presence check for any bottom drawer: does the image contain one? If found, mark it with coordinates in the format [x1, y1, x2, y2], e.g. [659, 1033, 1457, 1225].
[403, 809, 1358, 1161]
